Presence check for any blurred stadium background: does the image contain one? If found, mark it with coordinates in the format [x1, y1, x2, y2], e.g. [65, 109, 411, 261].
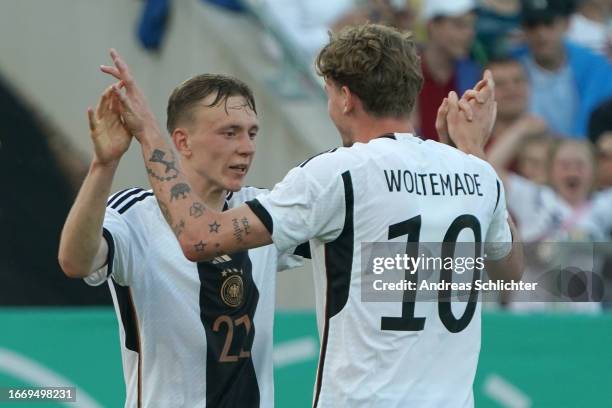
[1, 0, 611, 407]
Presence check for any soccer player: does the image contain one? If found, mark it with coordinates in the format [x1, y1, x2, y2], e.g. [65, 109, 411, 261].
[58, 76, 306, 407]
[105, 23, 523, 407]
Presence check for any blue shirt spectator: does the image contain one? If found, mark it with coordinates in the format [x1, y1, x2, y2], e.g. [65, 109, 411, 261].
[512, 0, 612, 138]
[513, 40, 612, 138]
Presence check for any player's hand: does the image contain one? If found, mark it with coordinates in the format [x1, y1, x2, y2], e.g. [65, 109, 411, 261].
[100, 49, 160, 143]
[435, 97, 452, 144]
[462, 69, 497, 144]
[435, 87, 479, 145]
[446, 70, 497, 155]
[87, 83, 132, 166]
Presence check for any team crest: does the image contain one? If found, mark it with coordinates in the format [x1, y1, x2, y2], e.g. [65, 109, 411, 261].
[220, 272, 244, 307]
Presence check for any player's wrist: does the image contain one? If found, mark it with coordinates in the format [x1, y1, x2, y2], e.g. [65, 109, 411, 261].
[136, 123, 166, 150]
[454, 139, 486, 160]
[91, 157, 121, 172]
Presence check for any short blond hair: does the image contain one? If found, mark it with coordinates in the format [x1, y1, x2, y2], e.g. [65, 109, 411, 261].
[316, 24, 423, 118]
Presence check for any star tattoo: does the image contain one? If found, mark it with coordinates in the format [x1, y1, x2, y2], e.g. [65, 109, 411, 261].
[194, 241, 207, 252]
[209, 221, 221, 233]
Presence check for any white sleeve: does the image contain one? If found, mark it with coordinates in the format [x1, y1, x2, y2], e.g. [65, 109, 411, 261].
[484, 178, 513, 260]
[83, 208, 136, 287]
[276, 242, 309, 272]
[248, 165, 346, 253]
[276, 249, 306, 272]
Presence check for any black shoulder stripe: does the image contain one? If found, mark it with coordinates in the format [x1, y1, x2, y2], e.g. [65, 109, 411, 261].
[102, 227, 115, 278]
[110, 279, 140, 353]
[117, 192, 154, 214]
[325, 171, 354, 318]
[245, 199, 273, 234]
[109, 188, 145, 209]
[299, 148, 338, 168]
[294, 242, 311, 259]
[494, 180, 501, 212]
[314, 170, 354, 408]
[108, 188, 139, 207]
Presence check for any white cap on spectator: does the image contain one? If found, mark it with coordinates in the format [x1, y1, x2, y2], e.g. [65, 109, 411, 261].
[422, 0, 476, 21]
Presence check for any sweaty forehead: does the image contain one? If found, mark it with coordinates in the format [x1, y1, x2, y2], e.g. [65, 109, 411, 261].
[190, 94, 258, 129]
[192, 94, 257, 120]
[225, 97, 257, 116]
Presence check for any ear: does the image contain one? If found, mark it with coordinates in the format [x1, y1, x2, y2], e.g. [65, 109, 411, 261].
[172, 128, 192, 158]
[341, 85, 355, 115]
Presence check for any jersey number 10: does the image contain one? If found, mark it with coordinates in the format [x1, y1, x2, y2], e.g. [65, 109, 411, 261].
[380, 214, 481, 334]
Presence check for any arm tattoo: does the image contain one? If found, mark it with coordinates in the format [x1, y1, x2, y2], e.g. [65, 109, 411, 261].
[209, 221, 221, 233]
[147, 149, 179, 181]
[158, 200, 173, 225]
[232, 218, 244, 243]
[189, 202, 205, 218]
[241, 217, 251, 235]
[172, 220, 185, 237]
[194, 241, 207, 252]
[170, 183, 191, 201]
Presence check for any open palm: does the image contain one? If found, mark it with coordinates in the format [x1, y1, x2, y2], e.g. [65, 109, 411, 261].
[88, 84, 132, 165]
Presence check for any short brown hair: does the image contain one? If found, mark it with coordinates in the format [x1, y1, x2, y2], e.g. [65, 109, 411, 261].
[315, 24, 423, 118]
[166, 74, 256, 133]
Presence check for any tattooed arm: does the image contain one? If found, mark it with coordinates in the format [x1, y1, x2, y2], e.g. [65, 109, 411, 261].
[101, 49, 271, 261]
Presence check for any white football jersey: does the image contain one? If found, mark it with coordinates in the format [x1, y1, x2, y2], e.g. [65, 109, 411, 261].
[85, 186, 303, 408]
[249, 134, 512, 408]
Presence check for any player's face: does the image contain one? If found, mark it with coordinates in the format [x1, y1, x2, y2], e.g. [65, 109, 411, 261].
[523, 17, 568, 66]
[187, 95, 258, 192]
[549, 143, 594, 205]
[491, 62, 529, 121]
[429, 13, 476, 59]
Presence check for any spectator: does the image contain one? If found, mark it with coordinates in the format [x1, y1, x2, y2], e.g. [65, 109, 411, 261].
[417, 0, 481, 140]
[588, 98, 612, 188]
[512, 133, 553, 184]
[476, 0, 522, 58]
[513, 0, 612, 138]
[491, 138, 609, 312]
[491, 138, 605, 242]
[566, 0, 612, 58]
[486, 57, 551, 182]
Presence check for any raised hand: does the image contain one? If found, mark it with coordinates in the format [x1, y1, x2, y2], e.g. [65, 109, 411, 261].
[88, 84, 132, 166]
[100, 48, 161, 142]
[435, 73, 489, 145]
[437, 70, 497, 158]
[459, 69, 497, 148]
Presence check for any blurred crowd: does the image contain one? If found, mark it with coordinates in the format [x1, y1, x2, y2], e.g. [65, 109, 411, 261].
[262, 0, 612, 311]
